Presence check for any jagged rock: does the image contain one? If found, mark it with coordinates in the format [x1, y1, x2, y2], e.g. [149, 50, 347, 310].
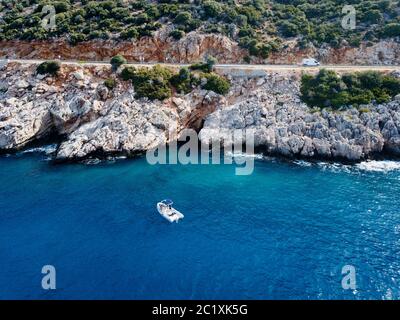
[0, 98, 53, 150]
[96, 84, 109, 101]
[0, 27, 246, 64]
[382, 120, 398, 139]
[55, 101, 179, 160]
[200, 73, 400, 161]
[36, 73, 47, 80]
[72, 71, 85, 81]
[50, 96, 93, 134]
[331, 142, 363, 160]
[385, 136, 400, 155]
[300, 137, 315, 157]
[15, 80, 30, 89]
[391, 71, 400, 79]
[1, 61, 400, 162]
[313, 139, 331, 157]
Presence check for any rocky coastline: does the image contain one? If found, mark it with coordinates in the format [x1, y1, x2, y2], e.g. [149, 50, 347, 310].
[1, 61, 400, 163]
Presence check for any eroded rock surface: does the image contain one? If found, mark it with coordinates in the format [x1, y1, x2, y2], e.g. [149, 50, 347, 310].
[0, 62, 222, 160]
[200, 73, 400, 161]
[1, 61, 400, 161]
[2, 28, 400, 65]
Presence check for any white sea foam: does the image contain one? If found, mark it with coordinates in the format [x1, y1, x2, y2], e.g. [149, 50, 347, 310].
[356, 161, 400, 172]
[293, 160, 355, 174]
[293, 159, 400, 173]
[293, 160, 313, 167]
[316, 162, 353, 173]
[83, 155, 128, 165]
[20, 144, 58, 155]
[225, 151, 264, 160]
[83, 158, 102, 165]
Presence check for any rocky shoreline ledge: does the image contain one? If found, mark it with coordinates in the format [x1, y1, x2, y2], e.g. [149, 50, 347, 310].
[1, 61, 400, 162]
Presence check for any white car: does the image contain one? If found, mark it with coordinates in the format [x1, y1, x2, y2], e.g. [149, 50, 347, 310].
[302, 58, 320, 66]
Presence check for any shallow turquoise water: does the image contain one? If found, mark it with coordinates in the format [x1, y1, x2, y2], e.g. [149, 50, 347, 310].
[0, 149, 399, 299]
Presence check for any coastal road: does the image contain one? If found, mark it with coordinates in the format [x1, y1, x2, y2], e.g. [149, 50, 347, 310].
[4, 58, 400, 72]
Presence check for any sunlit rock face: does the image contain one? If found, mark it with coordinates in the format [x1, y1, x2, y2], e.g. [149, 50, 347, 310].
[2, 25, 400, 66]
[1, 62, 400, 161]
[200, 72, 400, 161]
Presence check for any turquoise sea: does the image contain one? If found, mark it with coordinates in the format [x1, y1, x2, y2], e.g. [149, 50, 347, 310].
[0, 146, 400, 299]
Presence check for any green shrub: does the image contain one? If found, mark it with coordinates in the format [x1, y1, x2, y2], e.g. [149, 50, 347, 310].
[201, 73, 230, 95]
[203, 1, 223, 18]
[131, 65, 173, 101]
[362, 10, 384, 24]
[1, 0, 399, 51]
[120, 27, 139, 40]
[69, 32, 87, 45]
[359, 107, 371, 114]
[301, 69, 400, 109]
[190, 56, 217, 73]
[174, 12, 192, 25]
[169, 29, 185, 40]
[120, 66, 136, 81]
[104, 78, 116, 90]
[36, 61, 61, 76]
[381, 23, 400, 38]
[110, 55, 127, 71]
[119, 64, 229, 100]
[170, 67, 200, 94]
[53, 1, 70, 14]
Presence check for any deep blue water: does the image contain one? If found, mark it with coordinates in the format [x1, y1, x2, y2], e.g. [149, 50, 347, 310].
[0, 149, 400, 300]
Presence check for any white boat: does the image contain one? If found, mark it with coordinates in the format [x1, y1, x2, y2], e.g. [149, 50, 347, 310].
[157, 199, 184, 223]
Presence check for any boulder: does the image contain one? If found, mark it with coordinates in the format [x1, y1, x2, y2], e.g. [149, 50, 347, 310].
[50, 96, 93, 134]
[96, 84, 109, 101]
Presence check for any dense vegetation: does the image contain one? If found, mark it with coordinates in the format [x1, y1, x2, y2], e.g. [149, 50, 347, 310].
[301, 69, 400, 109]
[1, 1, 400, 58]
[119, 60, 230, 100]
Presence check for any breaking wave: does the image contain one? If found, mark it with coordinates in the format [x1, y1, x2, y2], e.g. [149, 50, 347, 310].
[293, 159, 400, 173]
[225, 151, 265, 160]
[356, 160, 400, 172]
[20, 144, 58, 155]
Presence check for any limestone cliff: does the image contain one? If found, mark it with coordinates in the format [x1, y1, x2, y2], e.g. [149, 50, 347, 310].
[1, 61, 400, 162]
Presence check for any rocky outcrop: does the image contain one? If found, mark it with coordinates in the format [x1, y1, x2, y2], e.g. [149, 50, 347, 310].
[0, 28, 245, 64]
[200, 72, 400, 161]
[1, 27, 400, 65]
[0, 97, 53, 150]
[55, 88, 224, 160]
[0, 61, 223, 159]
[1, 61, 400, 161]
[0, 63, 56, 150]
[56, 99, 177, 160]
[268, 40, 400, 65]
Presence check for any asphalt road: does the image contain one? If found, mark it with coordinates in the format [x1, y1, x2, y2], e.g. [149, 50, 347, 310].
[4, 58, 400, 72]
